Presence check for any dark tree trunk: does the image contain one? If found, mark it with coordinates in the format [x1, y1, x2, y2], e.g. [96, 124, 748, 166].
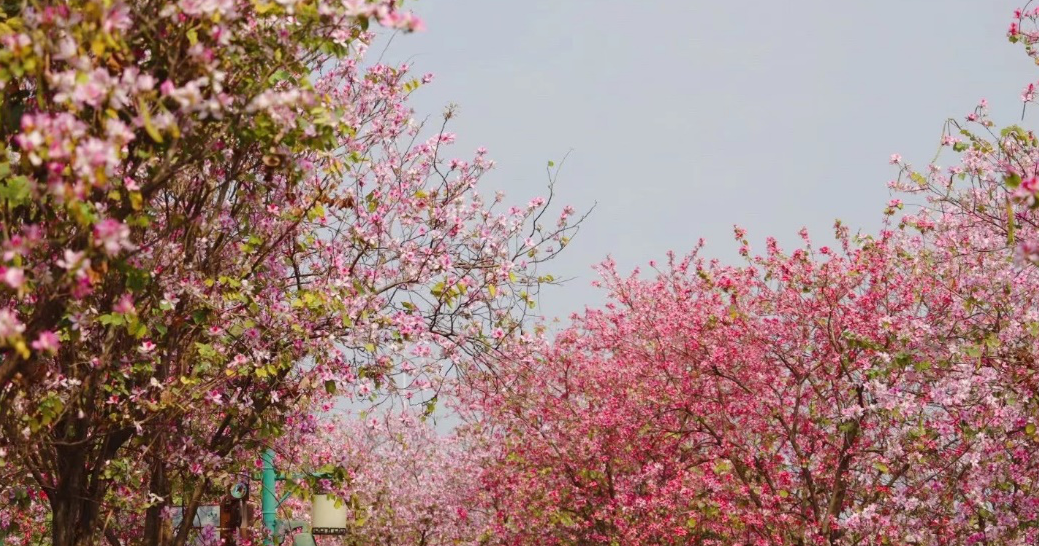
[143, 446, 171, 546]
[47, 425, 133, 546]
[49, 447, 100, 546]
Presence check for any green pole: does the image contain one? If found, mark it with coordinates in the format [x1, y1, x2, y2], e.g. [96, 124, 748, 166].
[262, 449, 277, 542]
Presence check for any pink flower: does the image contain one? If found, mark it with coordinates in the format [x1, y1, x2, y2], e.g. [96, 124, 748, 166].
[93, 218, 135, 256]
[0, 308, 25, 339]
[2, 267, 25, 289]
[889, 153, 902, 165]
[73, 138, 119, 180]
[1016, 239, 1039, 265]
[102, 3, 133, 33]
[71, 68, 112, 108]
[31, 331, 60, 354]
[114, 294, 135, 314]
[177, 0, 237, 18]
[57, 249, 90, 277]
[139, 340, 156, 354]
[376, 7, 424, 32]
[1013, 176, 1039, 207]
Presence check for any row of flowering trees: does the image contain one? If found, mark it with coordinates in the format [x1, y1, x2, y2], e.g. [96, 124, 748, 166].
[277, 410, 487, 545]
[461, 221, 1039, 544]
[450, 7, 1039, 546]
[0, 0, 578, 544]
[7, 1, 1039, 545]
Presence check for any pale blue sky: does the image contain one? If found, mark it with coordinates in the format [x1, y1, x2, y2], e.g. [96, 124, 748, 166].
[384, 1, 1034, 321]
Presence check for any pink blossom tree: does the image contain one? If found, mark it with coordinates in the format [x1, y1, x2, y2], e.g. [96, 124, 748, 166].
[457, 7, 1039, 542]
[464, 214, 1039, 544]
[272, 409, 487, 546]
[0, 0, 579, 544]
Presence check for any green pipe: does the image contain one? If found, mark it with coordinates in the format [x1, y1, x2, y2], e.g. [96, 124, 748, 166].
[262, 449, 277, 542]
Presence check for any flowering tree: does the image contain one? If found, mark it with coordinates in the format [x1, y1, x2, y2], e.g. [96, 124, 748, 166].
[0, 0, 579, 544]
[464, 214, 1039, 544]
[457, 7, 1039, 539]
[0, 471, 48, 546]
[273, 409, 487, 546]
[891, 6, 1039, 269]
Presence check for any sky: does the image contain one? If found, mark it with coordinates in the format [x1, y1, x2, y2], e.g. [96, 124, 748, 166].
[379, 0, 1036, 323]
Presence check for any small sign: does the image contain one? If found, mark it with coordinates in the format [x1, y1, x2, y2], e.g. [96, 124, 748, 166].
[170, 506, 220, 528]
[311, 528, 348, 536]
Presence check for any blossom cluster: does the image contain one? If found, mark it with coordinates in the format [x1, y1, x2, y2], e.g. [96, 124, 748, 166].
[0, 0, 577, 543]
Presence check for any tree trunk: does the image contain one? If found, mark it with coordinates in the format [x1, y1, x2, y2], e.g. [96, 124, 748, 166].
[143, 449, 170, 546]
[47, 425, 133, 546]
[49, 454, 99, 546]
[171, 483, 207, 546]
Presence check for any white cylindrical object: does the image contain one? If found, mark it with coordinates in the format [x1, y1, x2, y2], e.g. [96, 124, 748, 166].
[311, 495, 348, 535]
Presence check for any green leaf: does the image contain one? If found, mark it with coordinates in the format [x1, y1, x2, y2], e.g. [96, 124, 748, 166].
[128, 321, 148, 339]
[0, 175, 31, 204]
[138, 99, 164, 144]
[1006, 172, 1023, 189]
[195, 342, 217, 359]
[306, 202, 325, 221]
[99, 313, 126, 326]
[254, 0, 278, 14]
[1008, 198, 1017, 245]
[324, 380, 336, 395]
[423, 396, 438, 417]
[268, 69, 292, 84]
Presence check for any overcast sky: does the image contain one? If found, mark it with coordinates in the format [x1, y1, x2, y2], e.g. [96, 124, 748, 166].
[381, 1, 1034, 323]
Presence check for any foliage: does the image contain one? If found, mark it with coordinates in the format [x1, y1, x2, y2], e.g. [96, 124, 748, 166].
[454, 5, 1039, 545]
[275, 409, 487, 546]
[0, 0, 577, 544]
